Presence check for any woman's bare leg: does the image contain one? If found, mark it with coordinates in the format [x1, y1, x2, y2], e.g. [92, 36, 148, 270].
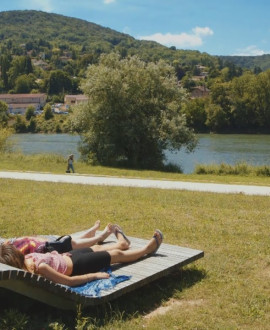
[71, 223, 114, 249]
[109, 230, 163, 264]
[90, 225, 130, 252]
[75, 220, 101, 239]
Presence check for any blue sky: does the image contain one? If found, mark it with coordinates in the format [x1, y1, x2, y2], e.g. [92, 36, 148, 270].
[1, 0, 270, 56]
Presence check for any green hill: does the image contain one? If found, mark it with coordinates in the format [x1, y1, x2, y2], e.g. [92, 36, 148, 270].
[218, 54, 270, 71]
[1, 10, 270, 71]
[0, 10, 216, 66]
[0, 10, 131, 51]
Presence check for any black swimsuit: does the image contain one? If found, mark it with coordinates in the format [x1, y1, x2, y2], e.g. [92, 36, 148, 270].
[69, 248, 111, 275]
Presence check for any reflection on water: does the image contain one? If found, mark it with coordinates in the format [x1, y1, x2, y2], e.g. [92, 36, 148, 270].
[10, 133, 270, 173]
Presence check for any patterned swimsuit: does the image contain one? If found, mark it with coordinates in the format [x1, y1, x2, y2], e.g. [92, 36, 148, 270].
[10, 237, 46, 255]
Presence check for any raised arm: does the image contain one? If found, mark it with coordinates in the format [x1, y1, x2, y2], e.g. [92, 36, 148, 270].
[37, 263, 110, 287]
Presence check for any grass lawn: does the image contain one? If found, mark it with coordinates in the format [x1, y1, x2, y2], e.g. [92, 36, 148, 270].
[0, 177, 269, 329]
[1, 152, 270, 187]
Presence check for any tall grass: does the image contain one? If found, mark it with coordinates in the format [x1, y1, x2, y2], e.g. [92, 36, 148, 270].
[195, 162, 270, 177]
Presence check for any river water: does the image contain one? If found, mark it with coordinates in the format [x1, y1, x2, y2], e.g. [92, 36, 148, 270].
[9, 133, 270, 174]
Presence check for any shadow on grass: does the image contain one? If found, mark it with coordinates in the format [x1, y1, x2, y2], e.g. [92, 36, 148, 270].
[99, 161, 183, 174]
[80, 265, 206, 327]
[0, 288, 77, 329]
[0, 266, 206, 329]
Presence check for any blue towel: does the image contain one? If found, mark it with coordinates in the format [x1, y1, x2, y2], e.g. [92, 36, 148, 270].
[68, 268, 131, 297]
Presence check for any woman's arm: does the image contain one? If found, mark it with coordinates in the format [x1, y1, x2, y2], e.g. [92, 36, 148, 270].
[37, 263, 110, 286]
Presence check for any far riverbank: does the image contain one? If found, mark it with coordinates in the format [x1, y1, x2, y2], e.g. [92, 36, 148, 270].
[9, 133, 270, 174]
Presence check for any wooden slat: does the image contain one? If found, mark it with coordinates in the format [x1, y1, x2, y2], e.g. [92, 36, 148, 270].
[0, 231, 204, 309]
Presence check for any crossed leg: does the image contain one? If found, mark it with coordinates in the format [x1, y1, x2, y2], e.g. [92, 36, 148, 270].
[70, 223, 114, 249]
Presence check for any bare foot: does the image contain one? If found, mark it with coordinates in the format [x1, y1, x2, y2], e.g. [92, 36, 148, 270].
[92, 220, 101, 232]
[96, 223, 114, 243]
[80, 220, 101, 238]
[146, 230, 163, 255]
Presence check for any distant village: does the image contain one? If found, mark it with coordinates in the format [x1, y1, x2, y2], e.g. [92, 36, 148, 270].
[0, 93, 89, 115]
[0, 64, 210, 117]
[0, 50, 210, 117]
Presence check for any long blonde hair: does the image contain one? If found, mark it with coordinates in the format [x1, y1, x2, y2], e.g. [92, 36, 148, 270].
[0, 244, 25, 269]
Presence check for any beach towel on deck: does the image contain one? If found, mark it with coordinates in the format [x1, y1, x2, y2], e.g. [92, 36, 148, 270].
[68, 268, 131, 297]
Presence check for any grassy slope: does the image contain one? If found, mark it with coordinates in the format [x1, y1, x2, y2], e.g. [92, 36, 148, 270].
[0, 178, 269, 328]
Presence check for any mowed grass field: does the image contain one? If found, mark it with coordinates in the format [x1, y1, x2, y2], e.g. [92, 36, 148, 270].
[0, 176, 270, 329]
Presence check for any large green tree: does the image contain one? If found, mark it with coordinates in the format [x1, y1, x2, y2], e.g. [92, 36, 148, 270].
[0, 54, 11, 90]
[14, 74, 37, 93]
[8, 55, 33, 89]
[183, 98, 208, 132]
[72, 53, 197, 169]
[47, 70, 72, 95]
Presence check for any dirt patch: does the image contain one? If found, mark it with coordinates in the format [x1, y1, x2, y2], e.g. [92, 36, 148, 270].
[260, 265, 270, 279]
[144, 298, 204, 319]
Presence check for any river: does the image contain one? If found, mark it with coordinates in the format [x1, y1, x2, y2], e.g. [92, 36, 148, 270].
[9, 133, 270, 174]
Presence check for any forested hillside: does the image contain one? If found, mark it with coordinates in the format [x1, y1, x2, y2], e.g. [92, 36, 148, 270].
[1, 10, 269, 71]
[0, 10, 218, 96]
[0, 10, 216, 65]
[219, 54, 270, 72]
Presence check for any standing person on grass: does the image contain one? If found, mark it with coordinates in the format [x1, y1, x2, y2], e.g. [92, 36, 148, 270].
[0, 228, 163, 287]
[67, 154, 75, 173]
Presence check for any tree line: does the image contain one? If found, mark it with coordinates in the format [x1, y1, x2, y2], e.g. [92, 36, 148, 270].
[0, 53, 80, 100]
[183, 69, 270, 133]
[1, 46, 270, 134]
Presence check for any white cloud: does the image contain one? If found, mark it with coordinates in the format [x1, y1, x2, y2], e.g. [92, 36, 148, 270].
[233, 45, 266, 56]
[140, 32, 202, 47]
[139, 26, 213, 49]
[192, 26, 214, 37]
[104, 0, 115, 4]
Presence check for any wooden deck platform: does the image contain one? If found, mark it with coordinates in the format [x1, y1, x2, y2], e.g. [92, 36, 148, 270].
[0, 231, 204, 310]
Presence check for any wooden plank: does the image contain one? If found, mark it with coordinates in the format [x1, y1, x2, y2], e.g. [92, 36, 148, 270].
[0, 231, 204, 309]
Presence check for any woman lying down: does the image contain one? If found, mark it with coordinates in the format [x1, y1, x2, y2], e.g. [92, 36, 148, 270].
[0, 220, 119, 255]
[0, 224, 163, 287]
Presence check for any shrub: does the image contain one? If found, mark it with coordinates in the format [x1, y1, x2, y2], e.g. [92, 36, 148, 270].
[25, 106, 35, 121]
[28, 117, 37, 133]
[0, 128, 13, 152]
[195, 162, 270, 177]
[255, 165, 270, 177]
[13, 116, 27, 133]
[44, 104, 54, 120]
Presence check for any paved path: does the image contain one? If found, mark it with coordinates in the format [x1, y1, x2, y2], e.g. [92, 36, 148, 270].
[0, 171, 270, 196]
